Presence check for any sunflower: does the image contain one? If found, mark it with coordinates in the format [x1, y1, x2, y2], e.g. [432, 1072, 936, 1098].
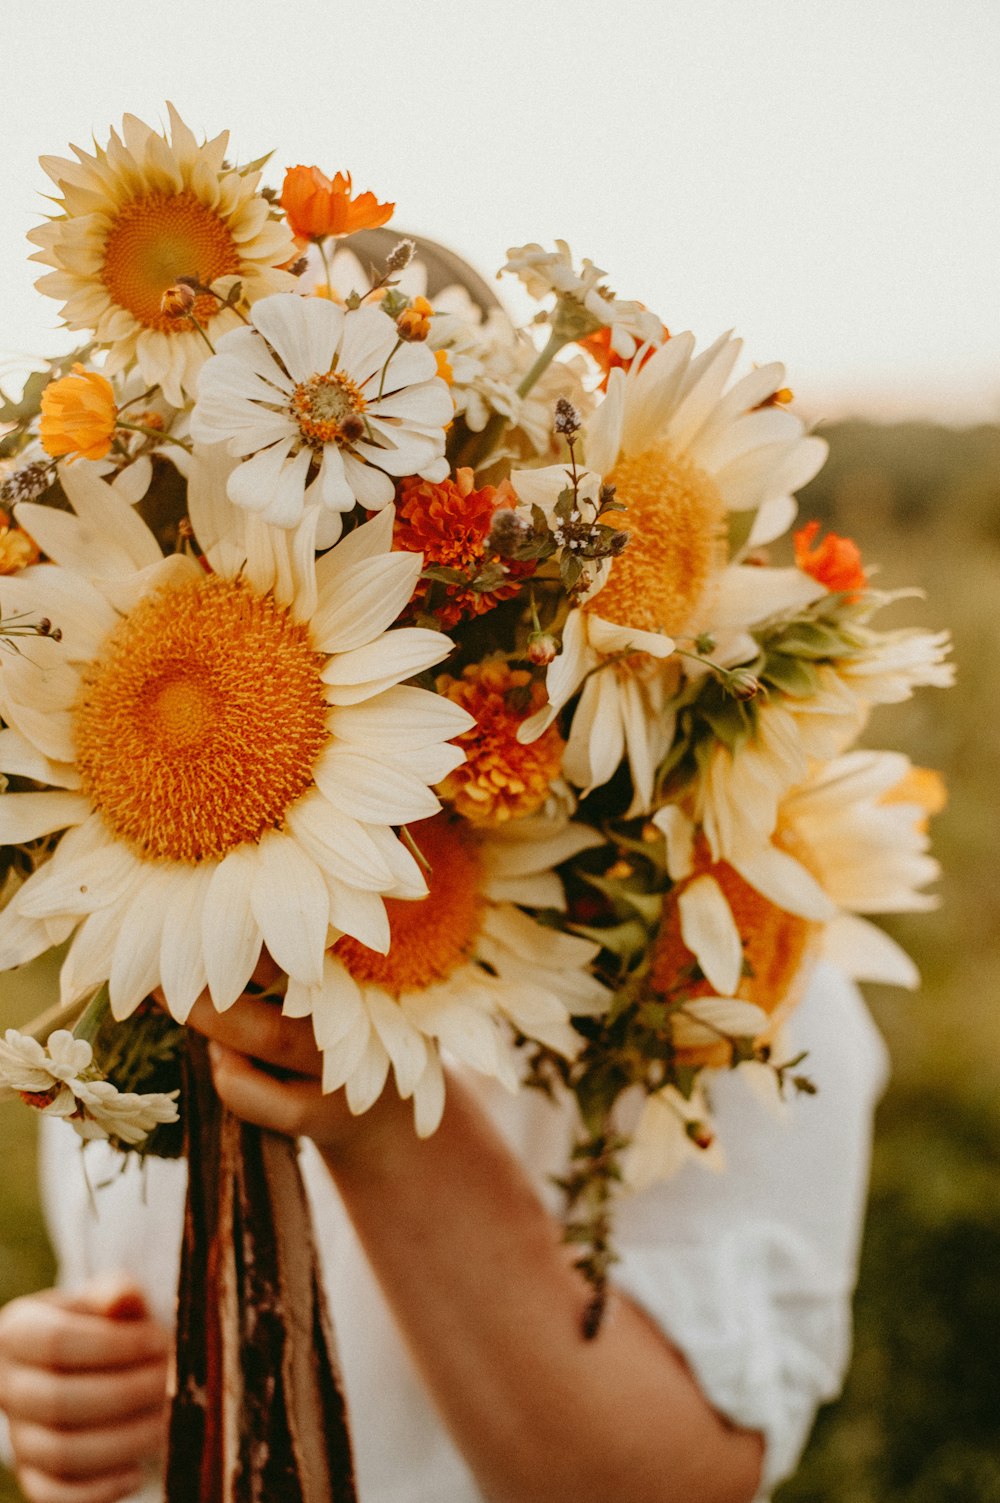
[0, 451, 472, 1024]
[28, 106, 297, 405]
[515, 334, 828, 812]
[191, 294, 451, 534]
[282, 810, 608, 1135]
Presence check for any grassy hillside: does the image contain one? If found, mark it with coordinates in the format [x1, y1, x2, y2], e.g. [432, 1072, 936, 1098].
[3, 420, 999, 1501]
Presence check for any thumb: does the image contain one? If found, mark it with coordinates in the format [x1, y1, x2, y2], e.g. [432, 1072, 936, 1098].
[58, 1274, 150, 1322]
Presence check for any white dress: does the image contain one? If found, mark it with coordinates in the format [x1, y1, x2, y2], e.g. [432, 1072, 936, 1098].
[22, 961, 887, 1502]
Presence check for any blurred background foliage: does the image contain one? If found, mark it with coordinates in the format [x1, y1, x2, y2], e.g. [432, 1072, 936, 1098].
[2, 419, 999, 1500]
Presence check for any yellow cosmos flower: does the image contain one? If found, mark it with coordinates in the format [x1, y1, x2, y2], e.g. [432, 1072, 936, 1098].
[40, 365, 118, 463]
[28, 106, 297, 405]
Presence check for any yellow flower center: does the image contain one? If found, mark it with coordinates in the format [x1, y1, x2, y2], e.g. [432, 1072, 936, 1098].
[291, 371, 367, 448]
[74, 576, 329, 863]
[101, 190, 241, 333]
[333, 816, 484, 991]
[587, 441, 726, 637]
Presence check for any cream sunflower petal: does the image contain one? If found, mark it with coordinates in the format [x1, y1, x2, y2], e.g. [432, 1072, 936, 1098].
[249, 830, 329, 989]
[323, 878, 391, 954]
[202, 848, 263, 1011]
[158, 862, 214, 1022]
[677, 874, 744, 996]
[313, 748, 441, 825]
[58, 465, 162, 570]
[822, 913, 919, 988]
[0, 792, 91, 844]
[345, 1031, 391, 1115]
[365, 989, 428, 1098]
[311, 553, 423, 655]
[312, 958, 367, 1052]
[729, 844, 836, 921]
[0, 892, 54, 971]
[285, 793, 394, 891]
[226, 437, 297, 516]
[59, 900, 125, 1006]
[109, 871, 172, 1021]
[0, 728, 80, 790]
[327, 687, 473, 753]
[652, 806, 696, 881]
[321, 629, 452, 704]
[412, 1051, 446, 1137]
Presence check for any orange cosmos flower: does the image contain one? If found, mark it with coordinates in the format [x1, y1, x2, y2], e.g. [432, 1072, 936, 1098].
[793, 519, 868, 600]
[436, 658, 566, 824]
[39, 365, 118, 463]
[394, 468, 529, 629]
[579, 316, 669, 391]
[280, 165, 394, 242]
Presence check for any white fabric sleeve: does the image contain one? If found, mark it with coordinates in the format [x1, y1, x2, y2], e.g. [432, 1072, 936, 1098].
[610, 961, 889, 1500]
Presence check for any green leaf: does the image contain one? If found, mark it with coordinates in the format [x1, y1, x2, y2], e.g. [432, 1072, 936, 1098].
[763, 652, 821, 698]
[554, 486, 577, 522]
[570, 917, 648, 961]
[774, 621, 851, 659]
[420, 564, 467, 585]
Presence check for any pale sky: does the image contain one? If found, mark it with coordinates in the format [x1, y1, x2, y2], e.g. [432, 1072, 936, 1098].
[2, 0, 997, 424]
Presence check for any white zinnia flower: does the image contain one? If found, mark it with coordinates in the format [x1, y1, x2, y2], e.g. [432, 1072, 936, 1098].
[0, 1028, 178, 1146]
[0, 451, 473, 1026]
[515, 335, 828, 812]
[284, 811, 609, 1136]
[192, 294, 452, 534]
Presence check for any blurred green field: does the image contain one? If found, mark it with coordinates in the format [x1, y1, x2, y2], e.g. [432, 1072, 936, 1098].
[2, 420, 999, 1501]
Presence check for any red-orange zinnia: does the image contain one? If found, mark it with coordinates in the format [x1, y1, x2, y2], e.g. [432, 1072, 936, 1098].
[280, 166, 394, 241]
[793, 519, 868, 599]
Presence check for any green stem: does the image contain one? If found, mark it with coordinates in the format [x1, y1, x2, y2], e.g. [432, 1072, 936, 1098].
[185, 313, 216, 355]
[317, 236, 334, 293]
[118, 422, 193, 453]
[71, 982, 112, 1047]
[516, 329, 569, 400]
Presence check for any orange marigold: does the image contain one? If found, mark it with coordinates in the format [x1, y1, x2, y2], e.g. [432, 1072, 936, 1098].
[793, 519, 868, 599]
[39, 365, 117, 463]
[436, 658, 566, 824]
[394, 468, 528, 629]
[578, 316, 669, 390]
[0, 518, 40, 574]
[280, 166, 394, 242]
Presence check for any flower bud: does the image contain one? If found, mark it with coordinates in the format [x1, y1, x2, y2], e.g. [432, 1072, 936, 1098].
[386, 238, 416, 273]
[161, 283, 197, 319]
[725, 668, 762, 701]
[527, 631, 558, 666]
[685, 1120, 715, 1151]
[554, 397, 582, 436]
[397, 296, 433, 341]
[338, 413, 366, 444]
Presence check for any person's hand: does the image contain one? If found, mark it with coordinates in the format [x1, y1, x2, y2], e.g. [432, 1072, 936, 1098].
[184, 990, 407, 1157]
[0, 1275, 169, 1503]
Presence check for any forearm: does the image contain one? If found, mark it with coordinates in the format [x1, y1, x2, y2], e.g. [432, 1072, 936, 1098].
[324, 1077, 763, 1503]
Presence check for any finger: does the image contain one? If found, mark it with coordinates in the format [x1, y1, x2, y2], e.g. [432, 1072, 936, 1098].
[10, 1407, 165, 1481]
[0, 1354, 168, 1427]
[209, 1042, 327, 1136]
[187, 993, 322, 1078]
[48, 1276, 148, 1323]
[0, 1297, 168, 1373]
[17, 1465, 145, 1503]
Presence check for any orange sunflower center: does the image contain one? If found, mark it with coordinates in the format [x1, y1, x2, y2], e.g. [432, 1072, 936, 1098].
[586, 441, 726, 638]
[101, 190, 241, 333]
[652, 856, 820, 1067]
[291, 371, 368, 448]
[74, 576, 329, 863]
[332, 816, 484, 992]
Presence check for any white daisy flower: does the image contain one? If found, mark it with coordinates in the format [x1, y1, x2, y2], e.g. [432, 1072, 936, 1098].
[502, 241, 664, 358]
[0, 451, 473, 1027]
[283, 811, 609, 1136]
[515, 336, 828, 812]
[28, 106, 297, 406]
[0, 1028, 178, 1147]
[191, 294, 452, 535]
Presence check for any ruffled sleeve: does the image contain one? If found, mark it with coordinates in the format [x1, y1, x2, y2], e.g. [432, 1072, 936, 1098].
[611, 961, 889, 1499]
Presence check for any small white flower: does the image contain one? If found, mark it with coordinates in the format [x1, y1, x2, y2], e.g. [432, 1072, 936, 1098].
[502, 241, 664, 358]
[0, 1028, 179, 1146]
[192, 293, 452, 533]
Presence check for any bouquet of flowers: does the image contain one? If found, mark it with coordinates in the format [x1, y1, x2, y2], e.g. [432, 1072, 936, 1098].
[0, 107, 952, 1496]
